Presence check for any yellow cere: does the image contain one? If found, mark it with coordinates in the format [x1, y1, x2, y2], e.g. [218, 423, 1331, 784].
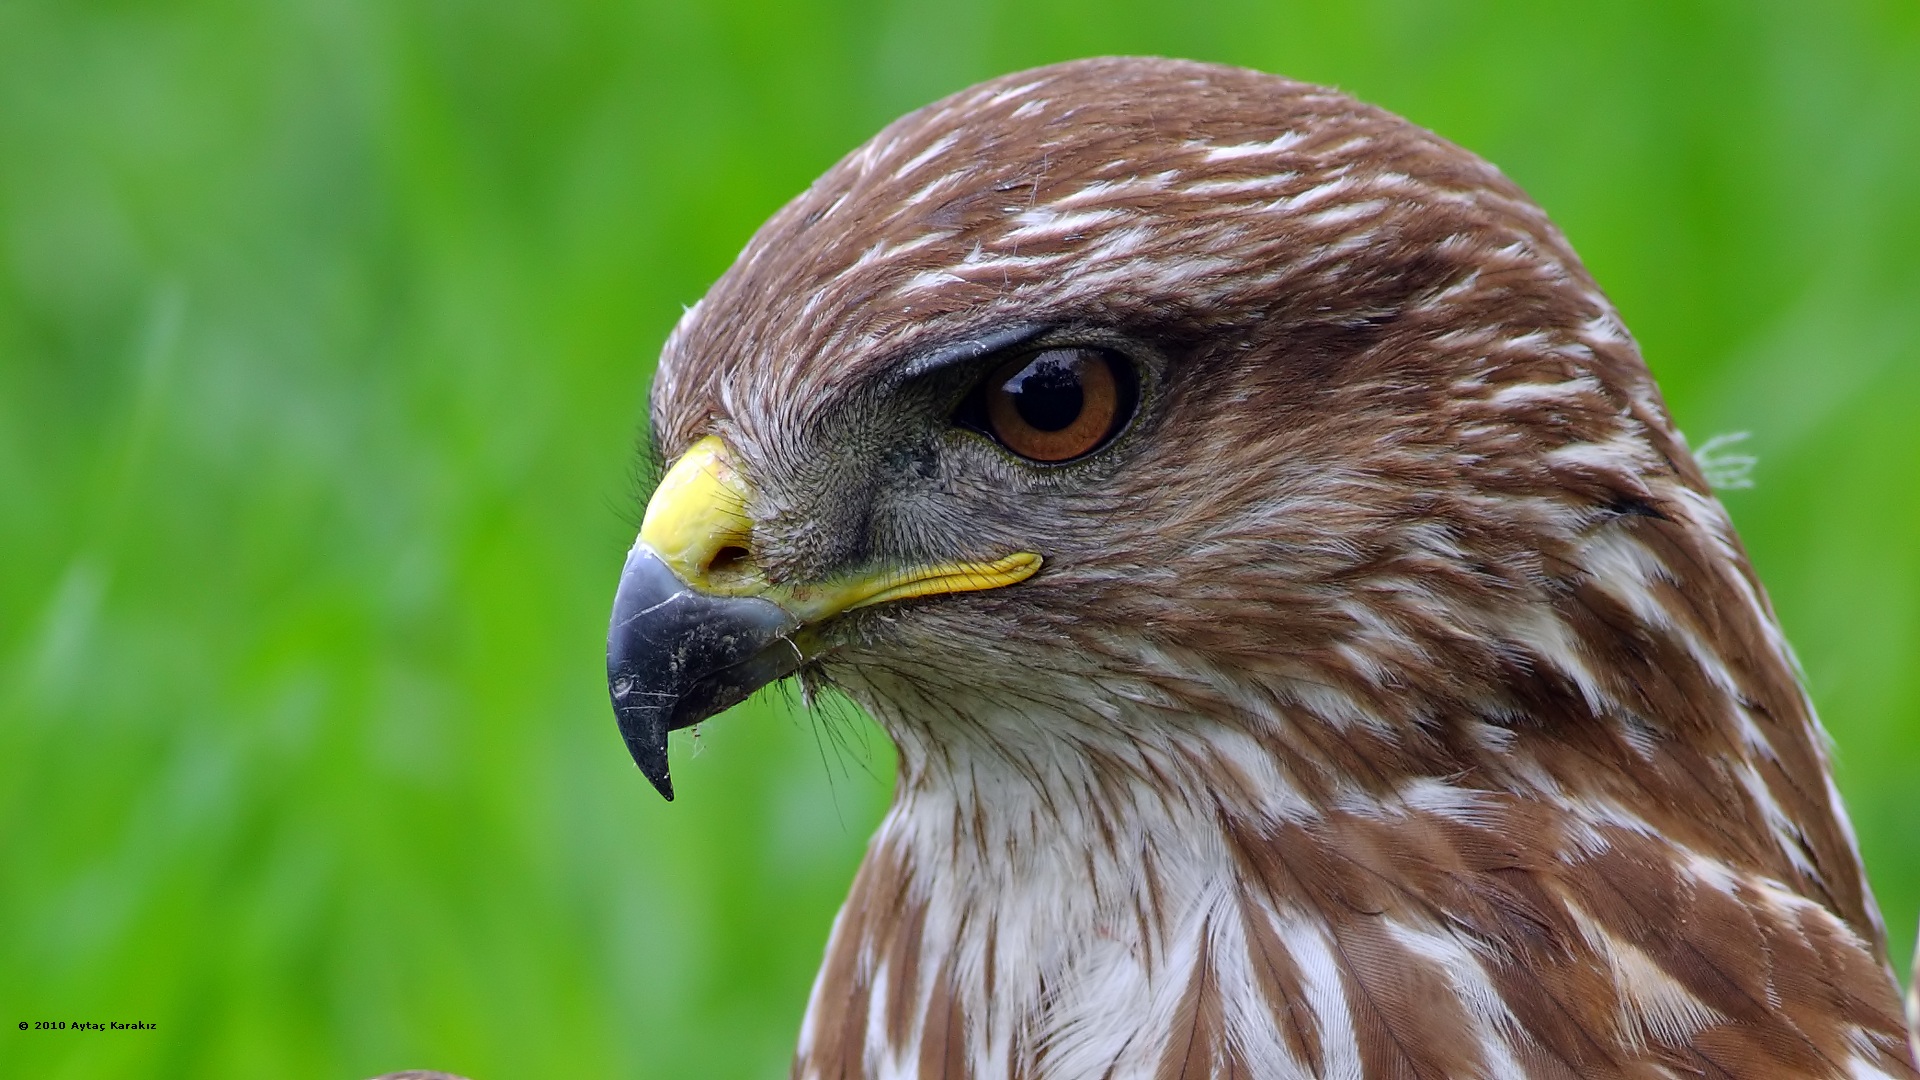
[639, 435, 761, 593]
[640, 435, 1043, 622]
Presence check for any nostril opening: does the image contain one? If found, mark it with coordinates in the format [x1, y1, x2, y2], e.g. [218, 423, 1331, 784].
[708, 545, 751, 576]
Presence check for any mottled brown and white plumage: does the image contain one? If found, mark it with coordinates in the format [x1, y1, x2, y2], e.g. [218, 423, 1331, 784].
[645, 58, 1918, 1078]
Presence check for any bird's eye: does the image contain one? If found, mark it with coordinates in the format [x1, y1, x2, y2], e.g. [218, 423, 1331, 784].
[958, 347, 1138, 463]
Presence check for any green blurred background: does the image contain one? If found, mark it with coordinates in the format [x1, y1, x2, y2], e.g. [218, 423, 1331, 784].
[2, 1, 1915, 1076]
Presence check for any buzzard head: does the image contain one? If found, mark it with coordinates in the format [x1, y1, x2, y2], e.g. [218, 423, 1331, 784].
[607, 57, 1918, 1079]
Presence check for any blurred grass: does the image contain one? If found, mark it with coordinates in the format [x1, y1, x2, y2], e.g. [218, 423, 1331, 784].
[2, 1, 1916, 1077]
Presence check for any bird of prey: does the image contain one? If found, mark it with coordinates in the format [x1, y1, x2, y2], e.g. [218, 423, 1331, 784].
[606, 57, 1920, 1079]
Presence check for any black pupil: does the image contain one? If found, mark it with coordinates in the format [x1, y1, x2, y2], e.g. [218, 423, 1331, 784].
[1003, 351, 1086, 431]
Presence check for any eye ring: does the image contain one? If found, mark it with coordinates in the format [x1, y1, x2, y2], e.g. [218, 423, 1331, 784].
[957, 347, 1139, 463]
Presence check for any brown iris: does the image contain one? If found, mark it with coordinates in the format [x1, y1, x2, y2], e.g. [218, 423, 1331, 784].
[963, 347, 1137, 463]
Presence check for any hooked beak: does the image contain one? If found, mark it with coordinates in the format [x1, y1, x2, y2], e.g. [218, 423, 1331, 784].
[606, 435, 1039, 800]
[606, 543, 802, 800]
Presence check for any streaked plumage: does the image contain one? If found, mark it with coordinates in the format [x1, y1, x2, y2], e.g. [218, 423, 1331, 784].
[624, 58, 1919, 1078]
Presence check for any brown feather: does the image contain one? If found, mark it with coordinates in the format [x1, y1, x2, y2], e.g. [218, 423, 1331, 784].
[633, 57, 1920, 1080]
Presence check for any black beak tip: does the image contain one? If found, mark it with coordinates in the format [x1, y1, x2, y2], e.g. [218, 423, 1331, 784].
[611, 678, 676, 801]
[628, 740, 675, 801]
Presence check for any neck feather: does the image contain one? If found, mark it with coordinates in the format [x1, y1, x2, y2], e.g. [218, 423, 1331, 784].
[791, 493, 1914, 1079]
